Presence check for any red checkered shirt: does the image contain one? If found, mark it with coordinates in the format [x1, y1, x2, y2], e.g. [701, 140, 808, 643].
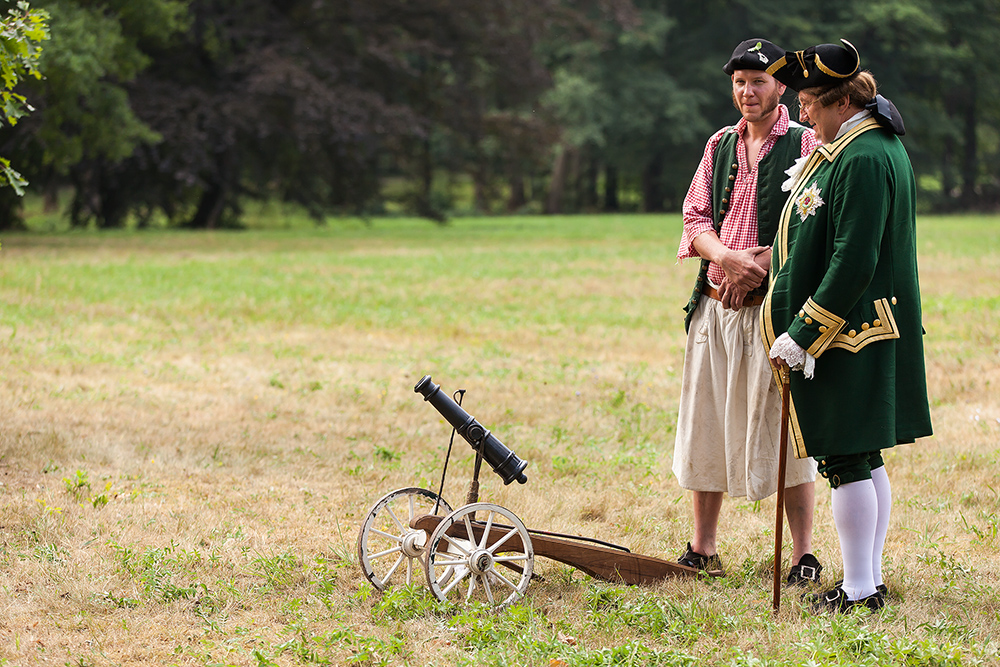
[678, 104, 820, 286]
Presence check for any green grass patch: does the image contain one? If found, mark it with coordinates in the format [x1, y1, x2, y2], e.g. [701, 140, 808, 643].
[0, 213, 997, 666]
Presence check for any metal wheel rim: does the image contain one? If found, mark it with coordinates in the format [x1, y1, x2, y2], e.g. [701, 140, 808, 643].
[425, 502, 534, 608]
[357, 487, 453, 591]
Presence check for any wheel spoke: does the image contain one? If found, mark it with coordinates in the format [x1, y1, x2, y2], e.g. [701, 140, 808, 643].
[370, 545, 403, 560]
[483, 573, 495, 605]
[385, 505, 406, 533]
[493, 554, 529, 563]
[478, 511, 495, 550]
[382, 553, 405, 581]
[488, 526, 520, 554]
[430, 554, 466, 566]
[405, 555, 413, 586]
[465, 574, 478, 602]
[370, 528, 403, 543]
[463, 514, 477, 548]
[440, 566, 470, 596]
[440, 533, 471, 555]
[490, 569, 519, 593]
[408, 494, 416, 523]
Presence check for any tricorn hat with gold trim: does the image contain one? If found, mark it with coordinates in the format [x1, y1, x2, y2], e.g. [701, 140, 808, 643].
[769, 39, 860, 91]
[722, 39, 787, 76]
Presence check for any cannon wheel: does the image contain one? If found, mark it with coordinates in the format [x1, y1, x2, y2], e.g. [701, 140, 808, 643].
[425, 503, 534, 608]
[357, 487, 453, 591]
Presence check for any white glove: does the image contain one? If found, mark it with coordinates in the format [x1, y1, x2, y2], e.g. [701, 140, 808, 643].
[769, 332, 816, 379]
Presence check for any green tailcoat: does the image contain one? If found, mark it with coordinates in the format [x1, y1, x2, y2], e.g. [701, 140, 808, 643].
[760, 118, 932, 458]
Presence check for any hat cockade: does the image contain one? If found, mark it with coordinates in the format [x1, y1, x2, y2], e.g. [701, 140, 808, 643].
[723, 39, 787, 76]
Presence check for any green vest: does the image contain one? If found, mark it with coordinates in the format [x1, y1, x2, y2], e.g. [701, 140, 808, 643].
[683, 125, 807, 332]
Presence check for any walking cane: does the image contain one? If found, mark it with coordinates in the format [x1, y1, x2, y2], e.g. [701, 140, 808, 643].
[772, 366, 791, 614]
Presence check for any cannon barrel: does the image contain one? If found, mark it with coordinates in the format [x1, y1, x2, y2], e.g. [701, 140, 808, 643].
[414, 375, 528, 485]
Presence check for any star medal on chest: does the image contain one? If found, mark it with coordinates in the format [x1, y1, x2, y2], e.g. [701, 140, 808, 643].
[795, 183, 824, 220]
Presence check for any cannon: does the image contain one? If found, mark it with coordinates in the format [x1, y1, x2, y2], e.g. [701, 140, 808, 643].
[357, 376, 720, 609]
[414, 375, 527, 485]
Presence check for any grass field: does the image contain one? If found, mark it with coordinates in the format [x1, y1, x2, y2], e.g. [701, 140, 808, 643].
[0, 213, 998, 666]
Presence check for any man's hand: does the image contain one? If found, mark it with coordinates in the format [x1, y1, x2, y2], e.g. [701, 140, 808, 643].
[752, 246, 772, 273]
[718, 245, 769, 291]
[718, 279, 747, 310]
[690, 234, 772, 298]
[722, 246, 772, 310]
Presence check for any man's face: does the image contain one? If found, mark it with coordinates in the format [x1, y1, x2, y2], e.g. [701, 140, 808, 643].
[798, 91, 842, 144]
[731, 70, 784, 123]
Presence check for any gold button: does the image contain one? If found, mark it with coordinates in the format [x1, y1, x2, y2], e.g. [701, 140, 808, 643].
[732, 163, 738, 169]
[722, 198, 728, 204]
[719, 209, 726, 215]
[819, 325, 828, 333]
[798, 310, 805, 317]
[862, 323, 870, 331]
[873, 319, 881, 327]
[848, 329, 857, 337]
[805, 317, 813, 325]
[891, 297, 897, 305]
[725, 186, 731, 192]
[729, 175, 735, 181]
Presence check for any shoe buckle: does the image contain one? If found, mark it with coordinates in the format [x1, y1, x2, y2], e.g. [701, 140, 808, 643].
[824, 588, 844, 603]
[798, 565, 818, 581]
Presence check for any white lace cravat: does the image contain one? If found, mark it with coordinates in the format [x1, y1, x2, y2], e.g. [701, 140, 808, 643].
[781, 155, 809, 192]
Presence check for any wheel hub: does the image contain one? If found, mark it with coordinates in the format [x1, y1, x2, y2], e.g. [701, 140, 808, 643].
[470, 549, 494, 575]
[401, 530, 426, 558]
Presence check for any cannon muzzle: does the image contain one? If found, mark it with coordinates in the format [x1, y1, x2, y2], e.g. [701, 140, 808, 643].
[414, 375, 528, 485]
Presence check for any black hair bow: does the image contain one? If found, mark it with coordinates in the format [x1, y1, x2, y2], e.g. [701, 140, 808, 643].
[865, 94, 905, 136]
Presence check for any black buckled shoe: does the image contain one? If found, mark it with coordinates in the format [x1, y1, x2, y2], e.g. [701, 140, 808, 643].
[786, 553, 823, 587]
[677, 542, 723, 571]
[835, 579, 889, 598]
[808, 585, 885, 613]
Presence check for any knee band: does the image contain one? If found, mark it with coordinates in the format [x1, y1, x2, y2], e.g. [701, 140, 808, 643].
[815, 451, 883, 489]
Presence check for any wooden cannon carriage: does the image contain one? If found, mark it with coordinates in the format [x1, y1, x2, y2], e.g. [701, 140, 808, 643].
[357, 376, 721, 608]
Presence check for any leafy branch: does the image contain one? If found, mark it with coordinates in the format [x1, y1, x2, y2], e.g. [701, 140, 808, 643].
[0, 0, 49, 194]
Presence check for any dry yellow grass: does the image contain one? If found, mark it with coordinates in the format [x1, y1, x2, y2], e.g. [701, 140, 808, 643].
[0, 215, 997, 666]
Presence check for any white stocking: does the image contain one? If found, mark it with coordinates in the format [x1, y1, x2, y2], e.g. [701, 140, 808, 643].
[830, 479, 878, 600]
[870, 466, 892, 587]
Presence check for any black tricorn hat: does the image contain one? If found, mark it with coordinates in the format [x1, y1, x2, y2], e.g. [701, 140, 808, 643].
[769, 39, 861, 91]
[723, 39, 786, 76]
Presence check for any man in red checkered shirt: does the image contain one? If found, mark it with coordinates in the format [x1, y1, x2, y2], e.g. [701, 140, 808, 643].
[671, 38, 824, 585]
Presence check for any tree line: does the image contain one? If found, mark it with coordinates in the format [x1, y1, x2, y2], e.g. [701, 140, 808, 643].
[1, 0, 997, 229]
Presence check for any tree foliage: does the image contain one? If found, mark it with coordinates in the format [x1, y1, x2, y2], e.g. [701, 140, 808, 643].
[2, 0, 999, 227]
[0, 0, 48, 195]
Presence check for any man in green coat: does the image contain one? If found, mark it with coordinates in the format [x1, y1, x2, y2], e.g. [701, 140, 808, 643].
[763, 39, 933, 612]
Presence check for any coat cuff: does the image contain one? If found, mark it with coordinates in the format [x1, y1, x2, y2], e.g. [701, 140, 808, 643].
[788, 297, 846, 358]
